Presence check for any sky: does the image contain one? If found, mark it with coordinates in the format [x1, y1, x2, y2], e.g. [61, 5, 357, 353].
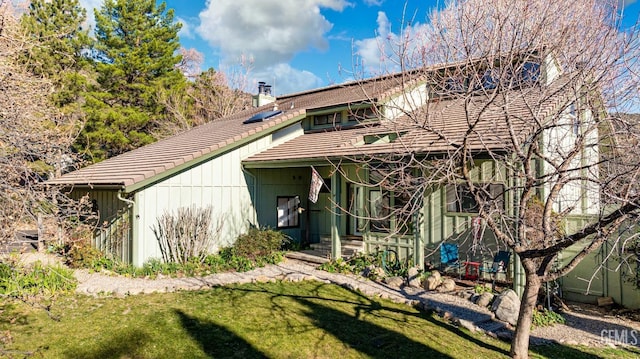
[75, 0, 640, 96]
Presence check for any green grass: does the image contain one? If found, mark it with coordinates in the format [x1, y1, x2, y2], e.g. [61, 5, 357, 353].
[1, 281, 639, 358]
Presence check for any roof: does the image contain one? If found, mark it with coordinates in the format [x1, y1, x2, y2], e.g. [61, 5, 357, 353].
[48, 63, 574, 191]
[47, 74, 414, 191]
[243, 80, 573, 166]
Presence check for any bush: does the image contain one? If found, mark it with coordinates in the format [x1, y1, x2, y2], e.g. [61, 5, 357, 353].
[57, 226, 290, 278]
[0, 259, 76, 301]
[532, 308, 566, 328]
[233, 227, 290, 260]
[152, 205, 221, 264]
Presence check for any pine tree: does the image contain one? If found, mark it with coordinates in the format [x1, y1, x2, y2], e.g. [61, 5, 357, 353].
[80, 0, 186, 161]
[20, 0, 92, 116]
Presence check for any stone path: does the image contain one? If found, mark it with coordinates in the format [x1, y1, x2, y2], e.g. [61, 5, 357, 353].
[18, 253, 640, 349]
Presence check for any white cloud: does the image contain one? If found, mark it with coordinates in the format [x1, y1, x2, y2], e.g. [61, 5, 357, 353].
[354, 11, 429, 75]
[176, 16, 195, 39]
[363, 0, 384, 6]
[250, 63, 324, 95]
[354, 11, 392, 73]
[196, 0, 349, 70]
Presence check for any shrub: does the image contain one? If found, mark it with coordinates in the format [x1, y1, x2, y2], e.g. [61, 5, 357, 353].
[0, 259, 76, 301]
[152, 205, 222, 264]
[233, 227, 290, 260]
[62, 240, 107, 269]
[532, 308, 566, 328]
[319, 258, 351, 274]
[474, 284, 493, 294]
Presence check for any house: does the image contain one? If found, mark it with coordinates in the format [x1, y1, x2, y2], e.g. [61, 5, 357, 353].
[49, 53, 630, 304]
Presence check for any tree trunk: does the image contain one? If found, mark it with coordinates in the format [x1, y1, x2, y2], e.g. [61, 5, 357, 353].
[510, 269, 541, 358]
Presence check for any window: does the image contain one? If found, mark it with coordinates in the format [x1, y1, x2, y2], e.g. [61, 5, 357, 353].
[444, 75, 466, 93]
[520, 61, 541, 84]
[313, 112, 342, 126]
[348, 107, 378, 122]
[567, 104, 580, 136]
[481, 69, 499, 90]
[368, 164, 415, 234]
[369, 190, 390, 232]
[277, 196, 300, 228]
[446, 183, 505, 213]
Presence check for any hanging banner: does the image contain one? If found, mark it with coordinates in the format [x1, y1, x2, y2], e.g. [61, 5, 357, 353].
[309, 167, 324, 203]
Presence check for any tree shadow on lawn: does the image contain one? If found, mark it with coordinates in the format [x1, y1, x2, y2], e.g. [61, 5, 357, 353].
[231, 281, 508, 357]
[175, 309, 269, 358]
[295, 296, 456, 358]
[232, 281, 619, 358]
[63, 329, 151, 359]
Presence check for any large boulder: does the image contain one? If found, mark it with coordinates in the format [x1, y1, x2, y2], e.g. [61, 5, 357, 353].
[384, 276, 404, 287]
[407, 267, 422, 288]
[476, 292, 495, 308]
[491, 289, 521, 326]
[423, 271, 444, 291]
[437, 278, 456, 292]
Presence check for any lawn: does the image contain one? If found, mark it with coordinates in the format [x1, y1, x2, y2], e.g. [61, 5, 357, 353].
[1, 280, 638, 358]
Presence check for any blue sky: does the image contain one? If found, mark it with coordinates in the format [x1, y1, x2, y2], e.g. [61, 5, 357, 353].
[77, 0, 640, 95]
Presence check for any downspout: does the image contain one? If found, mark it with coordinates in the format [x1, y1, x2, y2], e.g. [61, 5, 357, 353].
[117, 189, 136, 265]
[117, 190, 135, 206]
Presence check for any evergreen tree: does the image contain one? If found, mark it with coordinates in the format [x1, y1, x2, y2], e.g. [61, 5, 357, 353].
[20, 0, 92, 116]
[80, 0, 185, 161]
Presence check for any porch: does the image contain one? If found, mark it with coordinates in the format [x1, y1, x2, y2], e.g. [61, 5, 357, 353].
[285, 235, 365, 264]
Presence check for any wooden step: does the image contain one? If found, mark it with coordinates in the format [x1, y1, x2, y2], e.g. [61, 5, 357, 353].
[285, 250, 331, 264]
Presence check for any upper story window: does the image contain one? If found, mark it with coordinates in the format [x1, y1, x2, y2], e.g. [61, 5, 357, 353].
[348, 107, 378, 122]
[313, 112, 342, 126]
[520, 61, 541, 84]
[481, 69, 499, 90]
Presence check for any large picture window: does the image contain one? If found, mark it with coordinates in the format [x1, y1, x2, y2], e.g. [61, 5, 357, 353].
[446, 183, 505, 213]
[277, 196, 300, 228]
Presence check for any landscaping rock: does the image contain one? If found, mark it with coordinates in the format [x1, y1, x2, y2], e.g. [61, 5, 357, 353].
[407, 267, 422, 288]
[362, 265, 385, 278]
[491, 289, 520, 326]
[431, 270, 442, 282]
[437, 278, 456, 292]
[457, 318, 477, 333]
[476, 292, 495, 308]
[384, 276, 404, 287]
[424, 275, 440, 291]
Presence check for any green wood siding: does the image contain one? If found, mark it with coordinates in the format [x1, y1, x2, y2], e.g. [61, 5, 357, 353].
[253, 167, 314, 243]
[71, 189, 132, 263]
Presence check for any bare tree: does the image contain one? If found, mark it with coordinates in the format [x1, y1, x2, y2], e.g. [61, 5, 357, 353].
[157, 57, 252, 136]
[0, 1, 82, 244]
[346, 0, 640, 357]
